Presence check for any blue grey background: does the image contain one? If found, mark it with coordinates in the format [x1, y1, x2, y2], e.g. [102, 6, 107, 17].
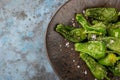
[0, 0, 68, 80]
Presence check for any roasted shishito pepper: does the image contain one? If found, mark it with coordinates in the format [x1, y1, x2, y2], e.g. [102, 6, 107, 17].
[85, 8, 119, 22]
[55, 7, 120, 79]
[80, 53, 110, 80]
[98, 37, 120, 55]
[56, 24, 87, 42]
[99, 53, 120, 66]
[109, 61, 120, 76]
[76, 13, 106, 35]
[75, 41, 106, 59]
[108, 22, 120, 38]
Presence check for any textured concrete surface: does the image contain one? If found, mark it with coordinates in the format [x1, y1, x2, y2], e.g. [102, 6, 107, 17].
[0, 0, 68, 80]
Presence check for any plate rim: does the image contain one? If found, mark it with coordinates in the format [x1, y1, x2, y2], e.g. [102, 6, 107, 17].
[45, 0, 72, 80]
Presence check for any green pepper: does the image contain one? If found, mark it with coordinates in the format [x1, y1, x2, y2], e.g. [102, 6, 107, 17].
[85, 8, 119, 22]
[92, 20, 102, 25]
[108, 28, 120, 38]
[80, 53, 110, 80]
[87, 33, 97, 40]
[109, 61, 120, 76]
[108, 22, 120, 38]
[75, 41, 106, 59]
[98, 37, 120, 55]
[56, 24, 87, 42]
[92, 20, 108, 26]
[76, 14, 106, 35]
[99, 53, 120, 66]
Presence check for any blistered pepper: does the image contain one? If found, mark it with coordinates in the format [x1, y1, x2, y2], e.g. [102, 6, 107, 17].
[99, 53, 120, 66]
[108, 22, 120, 38]
[98, 37, 120, 55]
[80, 53, 110, 80]
[76, 14, 106, 35]
[85, 8, 119, 22]
[75, 41, 106, 59]
[56, 24, 87, 42]
[109, 61, 120, 76]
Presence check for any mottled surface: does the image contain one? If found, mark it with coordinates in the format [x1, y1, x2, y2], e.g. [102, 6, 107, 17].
[0, 0, 68, 80]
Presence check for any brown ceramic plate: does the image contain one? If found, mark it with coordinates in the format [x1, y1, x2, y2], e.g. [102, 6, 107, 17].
[46, 0, 120, 80]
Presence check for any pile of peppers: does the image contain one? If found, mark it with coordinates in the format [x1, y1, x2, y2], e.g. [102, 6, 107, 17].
[55, 8, 120, 80]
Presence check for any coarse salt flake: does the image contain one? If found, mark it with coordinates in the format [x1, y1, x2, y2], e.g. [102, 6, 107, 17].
[83, 10, 85, 14]
[72, 23, 76, 27]
[72, 18, 75, 21]
[110, 40, 114, 44]
[77, 65, 80, 68]
[94, 78, 97, 80]
[65, 42, 70, 47]
[84, 70, 87, 75]
[73, 60, 75, 62]
[91, 34, 96, 39]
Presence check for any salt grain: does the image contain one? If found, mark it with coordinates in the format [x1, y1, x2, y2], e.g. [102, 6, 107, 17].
[77, 65, 80, 68]
[110, 40, 114, 44]
[84, 70, 87, 75]
[94, 78, 97, 80]
[83, 10, 85, 14]
[65, 42, 70, 47]
[73, 60, 75, 62]
[91, 34, 96, 40]
[72, 18, 75, 21]
[72, 23, 76, 27]
[59, 45, 62, 47]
